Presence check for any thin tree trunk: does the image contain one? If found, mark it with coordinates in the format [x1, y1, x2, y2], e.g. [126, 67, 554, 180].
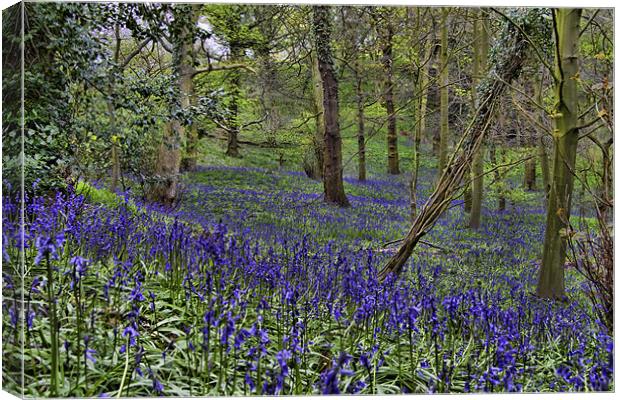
[537, 9, 583, 300]
[410, 15, 435, 220]
[535, 74, 551, 199]
[524, 156, 536, 190]
[438, 7, 449, 174]
[539, 136, 551, 197]
[226, 41, 243, 158]
[381, 20, 399, 175]
[107, 91, 121, 192]
[314, 6, 349, 207]
[256, 11, 280, 147]
[469, 11, 489, 229]
[354, 65, 366, 181]
[378, 8, 542, 280]
[109, 24, 122, 192]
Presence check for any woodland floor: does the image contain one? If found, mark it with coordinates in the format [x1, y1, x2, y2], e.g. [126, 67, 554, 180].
[2, 136, 613, 396]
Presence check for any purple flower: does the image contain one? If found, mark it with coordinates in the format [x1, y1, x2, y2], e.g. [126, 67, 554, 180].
[85, 348, 97, 363]
[152, 379, 164, 394]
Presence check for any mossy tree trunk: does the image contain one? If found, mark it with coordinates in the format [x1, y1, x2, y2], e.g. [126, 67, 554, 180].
[537, 8, 583, 300]
[313, 6, 349, 207]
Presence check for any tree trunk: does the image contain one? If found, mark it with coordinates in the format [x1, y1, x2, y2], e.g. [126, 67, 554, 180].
[469, 11, 489, 229]
[153, 121, 182, 205]
[109, 24, 122, 192]
[381, 20, 399, 175]
[179, 44, 198, 171]
[438, 7, 449, 174]
[498, 146, 507, 211]
[309, 50, 325, 180]
[378, 8, 543, 281]
[524, 156, 536, 190]
[354, 65, 366, 181]
[107, 91, 121, 192]
[151, 5, 192, 204]
[537, 9, 583, 300]
[410, 13, 435, 220]
[313, 6, 349, 207]
[256, 12, 280, 147]
[179, 5, 200, 171]
[539, 136, 551, 197]
[535, 75, 551, 199]
[226, 42, 243, 158]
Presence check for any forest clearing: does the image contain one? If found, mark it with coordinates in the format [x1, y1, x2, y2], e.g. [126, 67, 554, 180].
[1, 2, 614, 397]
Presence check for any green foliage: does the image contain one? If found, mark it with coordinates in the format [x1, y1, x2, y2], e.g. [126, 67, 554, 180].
[2, 3, 105, 193]
[75, 181, 138, 214]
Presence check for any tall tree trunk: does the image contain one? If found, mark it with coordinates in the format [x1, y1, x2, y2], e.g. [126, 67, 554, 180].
[107, 89, 121, 192]
[438, 7, 449, 174]
[354, 64, 366, 181]
[469, 11, 489, 229]
[151, 5, 192, 204]
[381, 19, 399, 175]
[313, 6, 349, 207]
[524, 156, 537, 190]
[256, 9, 280, 147]
[539, 136, 551, 197]
[179, 38, 198, 170]
[226, 42, 243, 158]
[410, 13, 435, 219]
[178, 5, 200, 171]
[535, 74, 551, 199]
[109, 24, 122, 192]
[309, 50, 325, 180]
[537, 9, 583, 300]
[378, 8, 543, 281]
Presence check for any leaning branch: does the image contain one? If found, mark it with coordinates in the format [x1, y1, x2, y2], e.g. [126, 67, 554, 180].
[377, 9, 545, 282]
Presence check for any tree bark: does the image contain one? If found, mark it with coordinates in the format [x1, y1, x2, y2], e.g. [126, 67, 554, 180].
[151, 5, 191, 204]
[381, 18, 399, 175]
[537, 8, 583, 300]
[535, 74, 551, 199]
[179, 5, 200, 171]
[469, 11, 489, 229]
[256, 8, 281, 147]
[378, 8, 543, 281]
[109, 24, 122, 192]
[226, 44, 242, 158]
[410, 14, 435, 220]
[308, 50, 325, 180]
[524, 156, 537, 190]
[354, 64, 366, 181]
[438, 8, 449, 175]
[313, 6, 349, 207]
[153, 121, 182, 205]
[539, 136, 551, 197]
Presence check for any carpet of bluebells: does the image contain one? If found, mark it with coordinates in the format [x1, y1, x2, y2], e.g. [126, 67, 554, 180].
[2, 165, 613, 396]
